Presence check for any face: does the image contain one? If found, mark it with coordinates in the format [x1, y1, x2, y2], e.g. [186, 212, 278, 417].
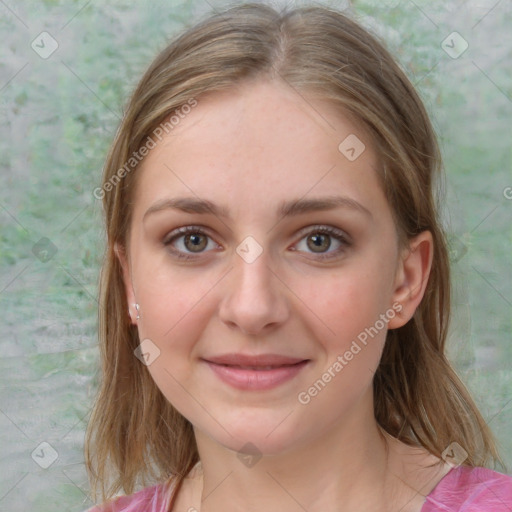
[117, 79, 429, 456]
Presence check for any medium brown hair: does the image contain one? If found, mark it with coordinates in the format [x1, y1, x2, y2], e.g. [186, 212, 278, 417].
[85, 1, 503, 503]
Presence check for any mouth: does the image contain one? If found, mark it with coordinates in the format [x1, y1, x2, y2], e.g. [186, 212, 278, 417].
[212, 362, 305, 370]
[202, 358, 310, 390]
[203, 353, 309, 367]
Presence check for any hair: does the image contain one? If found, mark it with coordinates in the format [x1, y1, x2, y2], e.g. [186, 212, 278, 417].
[84, 1, 504, 504]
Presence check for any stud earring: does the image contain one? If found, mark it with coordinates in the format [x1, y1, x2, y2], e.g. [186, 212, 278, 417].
[133, 303, 140, 320]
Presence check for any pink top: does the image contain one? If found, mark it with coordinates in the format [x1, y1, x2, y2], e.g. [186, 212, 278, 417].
[86, 465, 512, 512]
[421, 465, 512, 511]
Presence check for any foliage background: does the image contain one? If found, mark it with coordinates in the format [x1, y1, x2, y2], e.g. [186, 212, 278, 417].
[0, 0, 510, 510]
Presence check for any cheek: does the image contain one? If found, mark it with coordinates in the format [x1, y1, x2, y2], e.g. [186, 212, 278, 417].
[137, 280, 213, 344]
[296, 263, 394, 397]
[138, 301, 215, 420]
[132, 245, 217, 338]
[295, 273, 389, 413]
[299, 262, 393, 340]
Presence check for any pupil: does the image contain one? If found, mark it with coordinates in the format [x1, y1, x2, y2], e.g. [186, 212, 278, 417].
[186, 234, 206, 251]
[308, 234, 330, 252]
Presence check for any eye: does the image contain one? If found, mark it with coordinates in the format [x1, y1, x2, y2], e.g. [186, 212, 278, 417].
[292, 225, 351, 260]
[163, 225, 351, 262]
[163, 226, 218, 260]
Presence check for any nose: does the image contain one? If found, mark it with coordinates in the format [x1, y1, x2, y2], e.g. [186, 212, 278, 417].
[218, 245, 289, 336]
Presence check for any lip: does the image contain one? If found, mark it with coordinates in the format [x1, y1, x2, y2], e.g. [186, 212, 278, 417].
[204, 353, 308, 366]
[202, 354, 310, 391]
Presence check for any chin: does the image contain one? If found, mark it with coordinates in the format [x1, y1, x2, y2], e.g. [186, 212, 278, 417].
[195, 412, 307, 459]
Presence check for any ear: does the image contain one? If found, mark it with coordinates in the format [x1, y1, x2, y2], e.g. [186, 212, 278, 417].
[114, 241, 138, 325]
[387, 230, 434, 329]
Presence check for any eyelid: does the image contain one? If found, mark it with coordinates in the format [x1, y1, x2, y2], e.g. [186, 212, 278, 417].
[294, 224, 351, 244]
[162, 225, 213, 245]
[163, 225, 219, 261]
[291, 224, 351, 261]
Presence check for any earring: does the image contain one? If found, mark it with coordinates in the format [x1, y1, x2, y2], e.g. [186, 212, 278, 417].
[133, 303, 140, 320]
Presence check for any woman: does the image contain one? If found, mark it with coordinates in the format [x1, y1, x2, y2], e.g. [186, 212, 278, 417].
[85, 3, 512, 511]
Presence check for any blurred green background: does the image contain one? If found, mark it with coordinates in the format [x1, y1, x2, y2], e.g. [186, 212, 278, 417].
[0, 0, 510, 510]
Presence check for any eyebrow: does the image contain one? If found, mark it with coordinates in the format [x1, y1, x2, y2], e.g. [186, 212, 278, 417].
[143, 195, 373, 222]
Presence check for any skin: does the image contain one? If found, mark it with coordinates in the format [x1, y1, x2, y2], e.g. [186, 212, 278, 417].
[116, 79, 450, 512]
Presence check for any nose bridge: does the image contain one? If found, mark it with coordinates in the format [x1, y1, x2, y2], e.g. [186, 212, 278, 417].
[218, 238, 288, 334]
[236, 246, 273, 296]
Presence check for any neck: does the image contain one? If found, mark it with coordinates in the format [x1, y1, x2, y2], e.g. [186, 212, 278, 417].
[189, 411, 396, 512]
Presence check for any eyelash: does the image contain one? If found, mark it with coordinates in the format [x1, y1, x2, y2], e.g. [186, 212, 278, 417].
[163, 225, 351, 262]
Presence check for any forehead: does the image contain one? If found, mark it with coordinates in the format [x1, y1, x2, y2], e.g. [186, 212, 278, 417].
[132, 79, 387, 222]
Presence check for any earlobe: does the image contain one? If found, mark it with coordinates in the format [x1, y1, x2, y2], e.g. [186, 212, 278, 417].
[387, 230, 434, 329]
[114, 242, 138, 325]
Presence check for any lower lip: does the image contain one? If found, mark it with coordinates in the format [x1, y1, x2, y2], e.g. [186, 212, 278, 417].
[204, 360, 310, 390]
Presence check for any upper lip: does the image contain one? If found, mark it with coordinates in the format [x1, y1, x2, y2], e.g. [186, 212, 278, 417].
[203, 353, 309, 367]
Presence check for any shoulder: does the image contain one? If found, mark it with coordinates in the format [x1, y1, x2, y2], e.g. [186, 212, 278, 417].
[82, 478, 177, 512]
[422, 465, 512, 512]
